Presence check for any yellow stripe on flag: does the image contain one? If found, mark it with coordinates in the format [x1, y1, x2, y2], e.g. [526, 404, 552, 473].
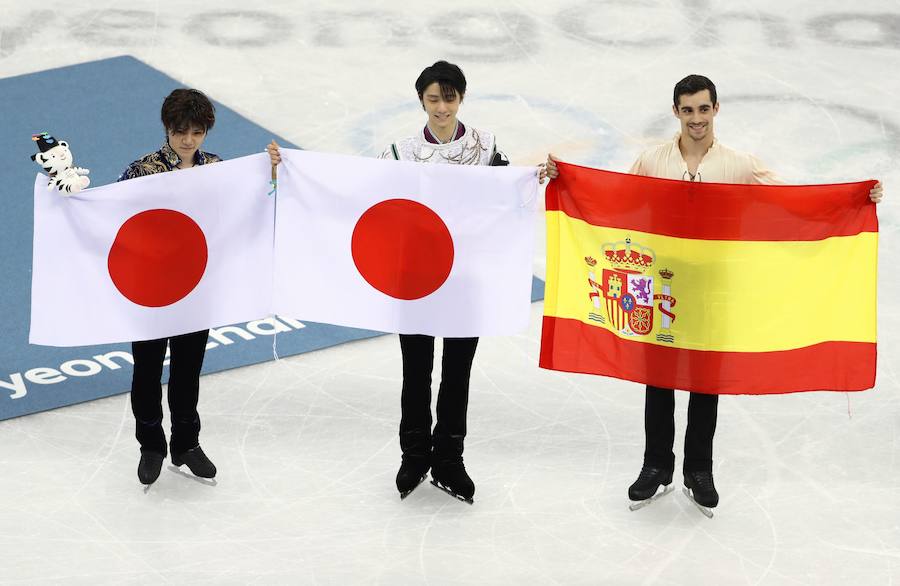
[545, 211, 877, 353]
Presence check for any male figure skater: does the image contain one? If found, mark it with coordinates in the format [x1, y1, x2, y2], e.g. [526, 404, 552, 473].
[545, 74, 884, 513]
[119, 89, 221, 485]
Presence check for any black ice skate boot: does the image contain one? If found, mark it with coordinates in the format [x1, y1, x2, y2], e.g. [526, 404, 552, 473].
[431, 458, 475, 504]
[396, 422, 433, 499]
[628, 465, 674, 511]
[683, 470, 718, 513]
[396, 457, 430, 499]
[171, 445, 217, 478]
[431, 427, 474, 504]
[137, 449, 165, 485]
[629, 465, 673, 500]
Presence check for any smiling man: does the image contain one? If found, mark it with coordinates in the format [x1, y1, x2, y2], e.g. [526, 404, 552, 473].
[380, 61, 509, 504]
[630, 75, 778, 183]
[545, 74, 884, 515]
[265, 61, 525, 505]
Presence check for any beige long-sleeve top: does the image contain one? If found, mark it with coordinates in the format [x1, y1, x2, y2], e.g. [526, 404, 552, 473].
[629, 133, 782, 185]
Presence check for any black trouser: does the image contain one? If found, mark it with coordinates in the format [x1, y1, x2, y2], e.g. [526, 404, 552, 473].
[399, 334, 478, 462]
[643, 385, 718, 473]
[131, 330, 209, 456]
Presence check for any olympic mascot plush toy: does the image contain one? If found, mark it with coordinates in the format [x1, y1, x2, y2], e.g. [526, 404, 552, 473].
[30, 132, 91, 195]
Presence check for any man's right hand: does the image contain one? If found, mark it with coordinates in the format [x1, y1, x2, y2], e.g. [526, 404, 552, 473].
[267, 140, 282, 166]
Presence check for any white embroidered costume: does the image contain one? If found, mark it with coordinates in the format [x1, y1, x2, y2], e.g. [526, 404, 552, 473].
[380, 124, 500, 166]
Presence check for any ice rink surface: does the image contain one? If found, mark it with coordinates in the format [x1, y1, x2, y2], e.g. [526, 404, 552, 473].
[2, 1, 899, 583]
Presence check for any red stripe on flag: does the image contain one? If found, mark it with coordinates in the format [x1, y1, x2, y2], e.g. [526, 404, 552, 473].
[539, 316, 876, 394]
[546, 162, 878, 242]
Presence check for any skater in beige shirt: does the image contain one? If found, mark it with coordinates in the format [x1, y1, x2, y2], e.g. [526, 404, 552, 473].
[544, 74, 883, 514]
[629, 131, 780, 185]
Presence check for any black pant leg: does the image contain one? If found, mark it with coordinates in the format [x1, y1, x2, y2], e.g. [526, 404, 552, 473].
[433, 337, 479, 461]
[683, 392, 718, 473]
[399, 334, 435, 458]
[643, 385, 676, 471]
[131, 338, 168, 454]
[167, 330, 209, 455]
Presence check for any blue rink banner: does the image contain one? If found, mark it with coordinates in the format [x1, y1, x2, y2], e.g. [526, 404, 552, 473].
[1, 56, 544, 421]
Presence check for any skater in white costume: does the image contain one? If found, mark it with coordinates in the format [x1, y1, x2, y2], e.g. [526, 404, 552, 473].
[267, 61, 543, 504]
[380, 61, 508, 504]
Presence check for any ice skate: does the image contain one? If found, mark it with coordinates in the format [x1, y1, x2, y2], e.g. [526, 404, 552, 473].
[171, 445, 216, 479]
[430, 460, 474, 505]
[396, 455, 430, 500]
[628, 465, 674, 511]
[137, 450, 164, 485]
[682, 470, 718, 518]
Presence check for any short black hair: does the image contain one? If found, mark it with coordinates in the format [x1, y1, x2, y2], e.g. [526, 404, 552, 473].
[161, 88, 216, 133]
[673, 75, 717, 107]
[415, 61, 467, 102]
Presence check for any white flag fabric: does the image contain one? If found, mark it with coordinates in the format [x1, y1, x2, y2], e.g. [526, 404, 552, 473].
[273, 149, 539, 337]
[30, 154, 274, 347]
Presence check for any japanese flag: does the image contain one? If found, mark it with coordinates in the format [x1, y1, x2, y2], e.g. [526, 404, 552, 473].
[273, 149, 539, 337]
[30, 154, 274, 346]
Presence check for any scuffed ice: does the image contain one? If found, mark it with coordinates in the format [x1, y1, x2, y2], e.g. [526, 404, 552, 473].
[1, 0, 898, 583]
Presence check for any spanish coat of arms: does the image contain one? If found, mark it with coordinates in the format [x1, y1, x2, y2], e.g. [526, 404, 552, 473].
[585, 237, 677, 342]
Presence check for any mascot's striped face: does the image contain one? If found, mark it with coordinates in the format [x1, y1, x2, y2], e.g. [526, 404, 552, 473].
[33, 141, 73, 175]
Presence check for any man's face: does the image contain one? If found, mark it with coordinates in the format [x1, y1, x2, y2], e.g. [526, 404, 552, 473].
[673, 90, 718, 142]
[420, 82, 461, 132]
[167, 125, 207, 163]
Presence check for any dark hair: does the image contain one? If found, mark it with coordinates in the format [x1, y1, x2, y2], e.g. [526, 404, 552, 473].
[161, 88, 216, 133]
[673, 75, 717, 107]
[415, 61, 467, 102]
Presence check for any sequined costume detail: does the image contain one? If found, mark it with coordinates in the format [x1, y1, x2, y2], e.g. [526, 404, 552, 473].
[118, 142, 221, 181]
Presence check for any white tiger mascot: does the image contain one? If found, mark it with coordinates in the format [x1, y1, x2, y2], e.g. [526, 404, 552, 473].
[30, 132, 91, 195]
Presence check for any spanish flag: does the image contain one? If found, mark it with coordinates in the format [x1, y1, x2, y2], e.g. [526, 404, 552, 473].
[540, 162, 878, 394]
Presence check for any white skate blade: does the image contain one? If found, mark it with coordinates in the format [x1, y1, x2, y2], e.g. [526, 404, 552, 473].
[682, 487, 714, 518]
[399, 474, 428, 500]
[430, 479, 474, 505]
[628, 484, 674, 511]
[167, 465, 218, 487]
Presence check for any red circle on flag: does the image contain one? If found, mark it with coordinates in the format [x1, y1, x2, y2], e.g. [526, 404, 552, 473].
[351, 199, 454, 300]
[107, 209, 208, 307]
